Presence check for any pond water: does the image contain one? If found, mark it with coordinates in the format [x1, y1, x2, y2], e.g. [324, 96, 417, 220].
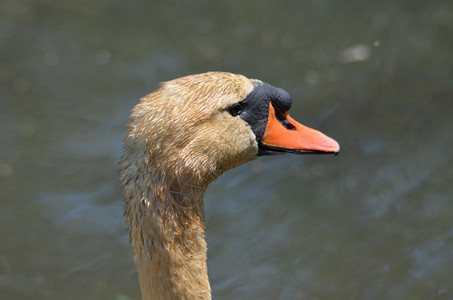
[1, 0, 452, 299]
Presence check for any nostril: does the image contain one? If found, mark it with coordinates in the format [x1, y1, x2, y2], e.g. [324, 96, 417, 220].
[282, 120, 296, 130]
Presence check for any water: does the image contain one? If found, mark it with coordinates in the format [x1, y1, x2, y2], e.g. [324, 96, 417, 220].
[1, 0, 452, 299]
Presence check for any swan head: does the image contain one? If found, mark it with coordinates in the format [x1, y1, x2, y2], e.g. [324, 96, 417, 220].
[122, 72, 339, 186]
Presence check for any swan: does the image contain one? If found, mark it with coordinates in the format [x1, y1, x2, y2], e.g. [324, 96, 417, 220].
[119, 72, 339, 299]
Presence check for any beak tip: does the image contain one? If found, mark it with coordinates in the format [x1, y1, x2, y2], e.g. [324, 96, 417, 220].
[321, 136, 340, 154]
[332, 141, 340, 153]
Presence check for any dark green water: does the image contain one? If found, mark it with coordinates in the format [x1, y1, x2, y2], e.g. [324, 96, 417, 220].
[1, 0, 452, 299]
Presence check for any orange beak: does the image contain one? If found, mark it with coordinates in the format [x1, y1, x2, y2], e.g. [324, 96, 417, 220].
[261, 103, 340, 154]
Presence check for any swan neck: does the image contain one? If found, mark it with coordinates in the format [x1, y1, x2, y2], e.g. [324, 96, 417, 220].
[125, 175, 211, 300]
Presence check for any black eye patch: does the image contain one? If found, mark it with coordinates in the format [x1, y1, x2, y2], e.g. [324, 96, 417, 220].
[238, 83, 293, 141]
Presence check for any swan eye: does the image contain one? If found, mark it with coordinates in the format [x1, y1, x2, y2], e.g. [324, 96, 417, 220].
[228, 103, 242, 117]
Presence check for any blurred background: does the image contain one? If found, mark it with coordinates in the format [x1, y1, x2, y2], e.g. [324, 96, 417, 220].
[1, 0, 452, 299]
